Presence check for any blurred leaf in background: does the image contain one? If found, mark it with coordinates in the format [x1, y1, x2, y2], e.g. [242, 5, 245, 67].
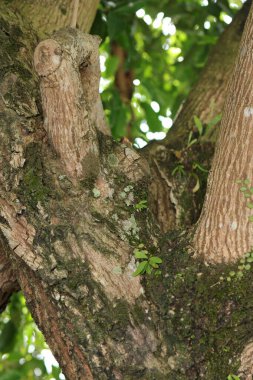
[91, 0, 245, 146]
[0, 294, 63, 380]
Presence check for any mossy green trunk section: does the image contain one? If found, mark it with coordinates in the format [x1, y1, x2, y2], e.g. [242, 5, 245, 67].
[145, 231, 253, 379]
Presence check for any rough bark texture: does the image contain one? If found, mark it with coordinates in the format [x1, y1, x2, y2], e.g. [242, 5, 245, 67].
[145, 1, 251, 233]
[34, 28, 108, 179]
[6, 0, 100, 36]
[162, 0, 251, 149]
[1, 3, 253, 380]
[194, 2, 253, 263]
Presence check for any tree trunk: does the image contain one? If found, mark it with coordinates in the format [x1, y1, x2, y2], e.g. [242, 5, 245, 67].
[1, 2, 253, 380]
[146, 0, 251, 233]
[194, 2, 253, 263]
[6, 0, 99, 36]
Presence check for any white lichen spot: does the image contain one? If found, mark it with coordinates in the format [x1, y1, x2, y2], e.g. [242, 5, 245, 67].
[58, 174, 67, 180]
[112, 266, 122, 275]
[219, 223, 223, 229]
[53, 291, 61, 301]
[111, 213, 119, 221]
[108, 187, 114, 198]
[124, 185, 134, 192]
[119, 191, 127, 199]
[127, 256, 137, 273]
[92, 187, 101, 198]
[122, 214, 139, 237]
[244, 107, 253, 117]
[230, 221, 238, 231]
[125, 192, 134, 206]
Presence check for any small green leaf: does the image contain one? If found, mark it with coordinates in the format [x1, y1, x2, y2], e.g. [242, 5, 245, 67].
[132, 261, 148, 276]
[149, 256, 163, 264]
[229, 271, 235, 277]
[134, 200, 148, 211]
[193, 115, 203, 135]
[192, 162, 209, 173]
[244, 179, 250, 185]
[240, 187, 247, 192]
[249, 215, 253, 222]
[245, 264, 251, 270]
[134, 250, 148, 259]
[246, 203, 253, 209]
[146, 264, 153, 274]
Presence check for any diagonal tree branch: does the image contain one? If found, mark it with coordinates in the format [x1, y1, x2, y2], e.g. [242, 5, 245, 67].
[6, 0, 100, 36]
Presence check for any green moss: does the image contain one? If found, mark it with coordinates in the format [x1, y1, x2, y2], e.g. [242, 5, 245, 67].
[18, 143, 50, 209]
[108, 153, 119, 167]
[144, 231, 253, 379]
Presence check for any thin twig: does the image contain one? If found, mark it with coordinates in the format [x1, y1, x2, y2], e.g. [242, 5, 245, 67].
[70, 0, 80, 28]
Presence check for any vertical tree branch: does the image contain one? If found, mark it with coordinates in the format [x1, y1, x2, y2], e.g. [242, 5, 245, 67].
[71, 0, 80, 28]
[34, 28, 108, 179]
[194, 2, 253, 262]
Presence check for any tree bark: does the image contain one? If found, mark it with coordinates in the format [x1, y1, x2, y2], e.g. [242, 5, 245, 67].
[5, 0, 99, 36]
[194, 2, 253, 263]
[1, 3, 253, 380]
[145, 0, 251, 233]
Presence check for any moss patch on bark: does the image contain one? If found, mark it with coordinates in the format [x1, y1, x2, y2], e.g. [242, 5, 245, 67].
[145, 230, 253, 379]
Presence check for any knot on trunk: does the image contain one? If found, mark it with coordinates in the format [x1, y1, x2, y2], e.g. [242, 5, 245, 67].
[34, 28, 109, 179]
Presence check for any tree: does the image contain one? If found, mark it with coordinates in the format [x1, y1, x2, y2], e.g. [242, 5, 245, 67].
[1, 0, 253, 379]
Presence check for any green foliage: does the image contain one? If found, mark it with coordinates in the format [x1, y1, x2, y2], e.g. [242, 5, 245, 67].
[132, 244, 162, 276]
[226, 250, 253, 282]
[91, 0, 243, 142]
[172, 114, 214, 192]
[227, 374, 240, 380]
[134, 199, 147, 211]
[0, 293, 62, 380]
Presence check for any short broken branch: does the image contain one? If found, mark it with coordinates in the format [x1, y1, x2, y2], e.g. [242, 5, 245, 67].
[34, 28, 109, 179]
